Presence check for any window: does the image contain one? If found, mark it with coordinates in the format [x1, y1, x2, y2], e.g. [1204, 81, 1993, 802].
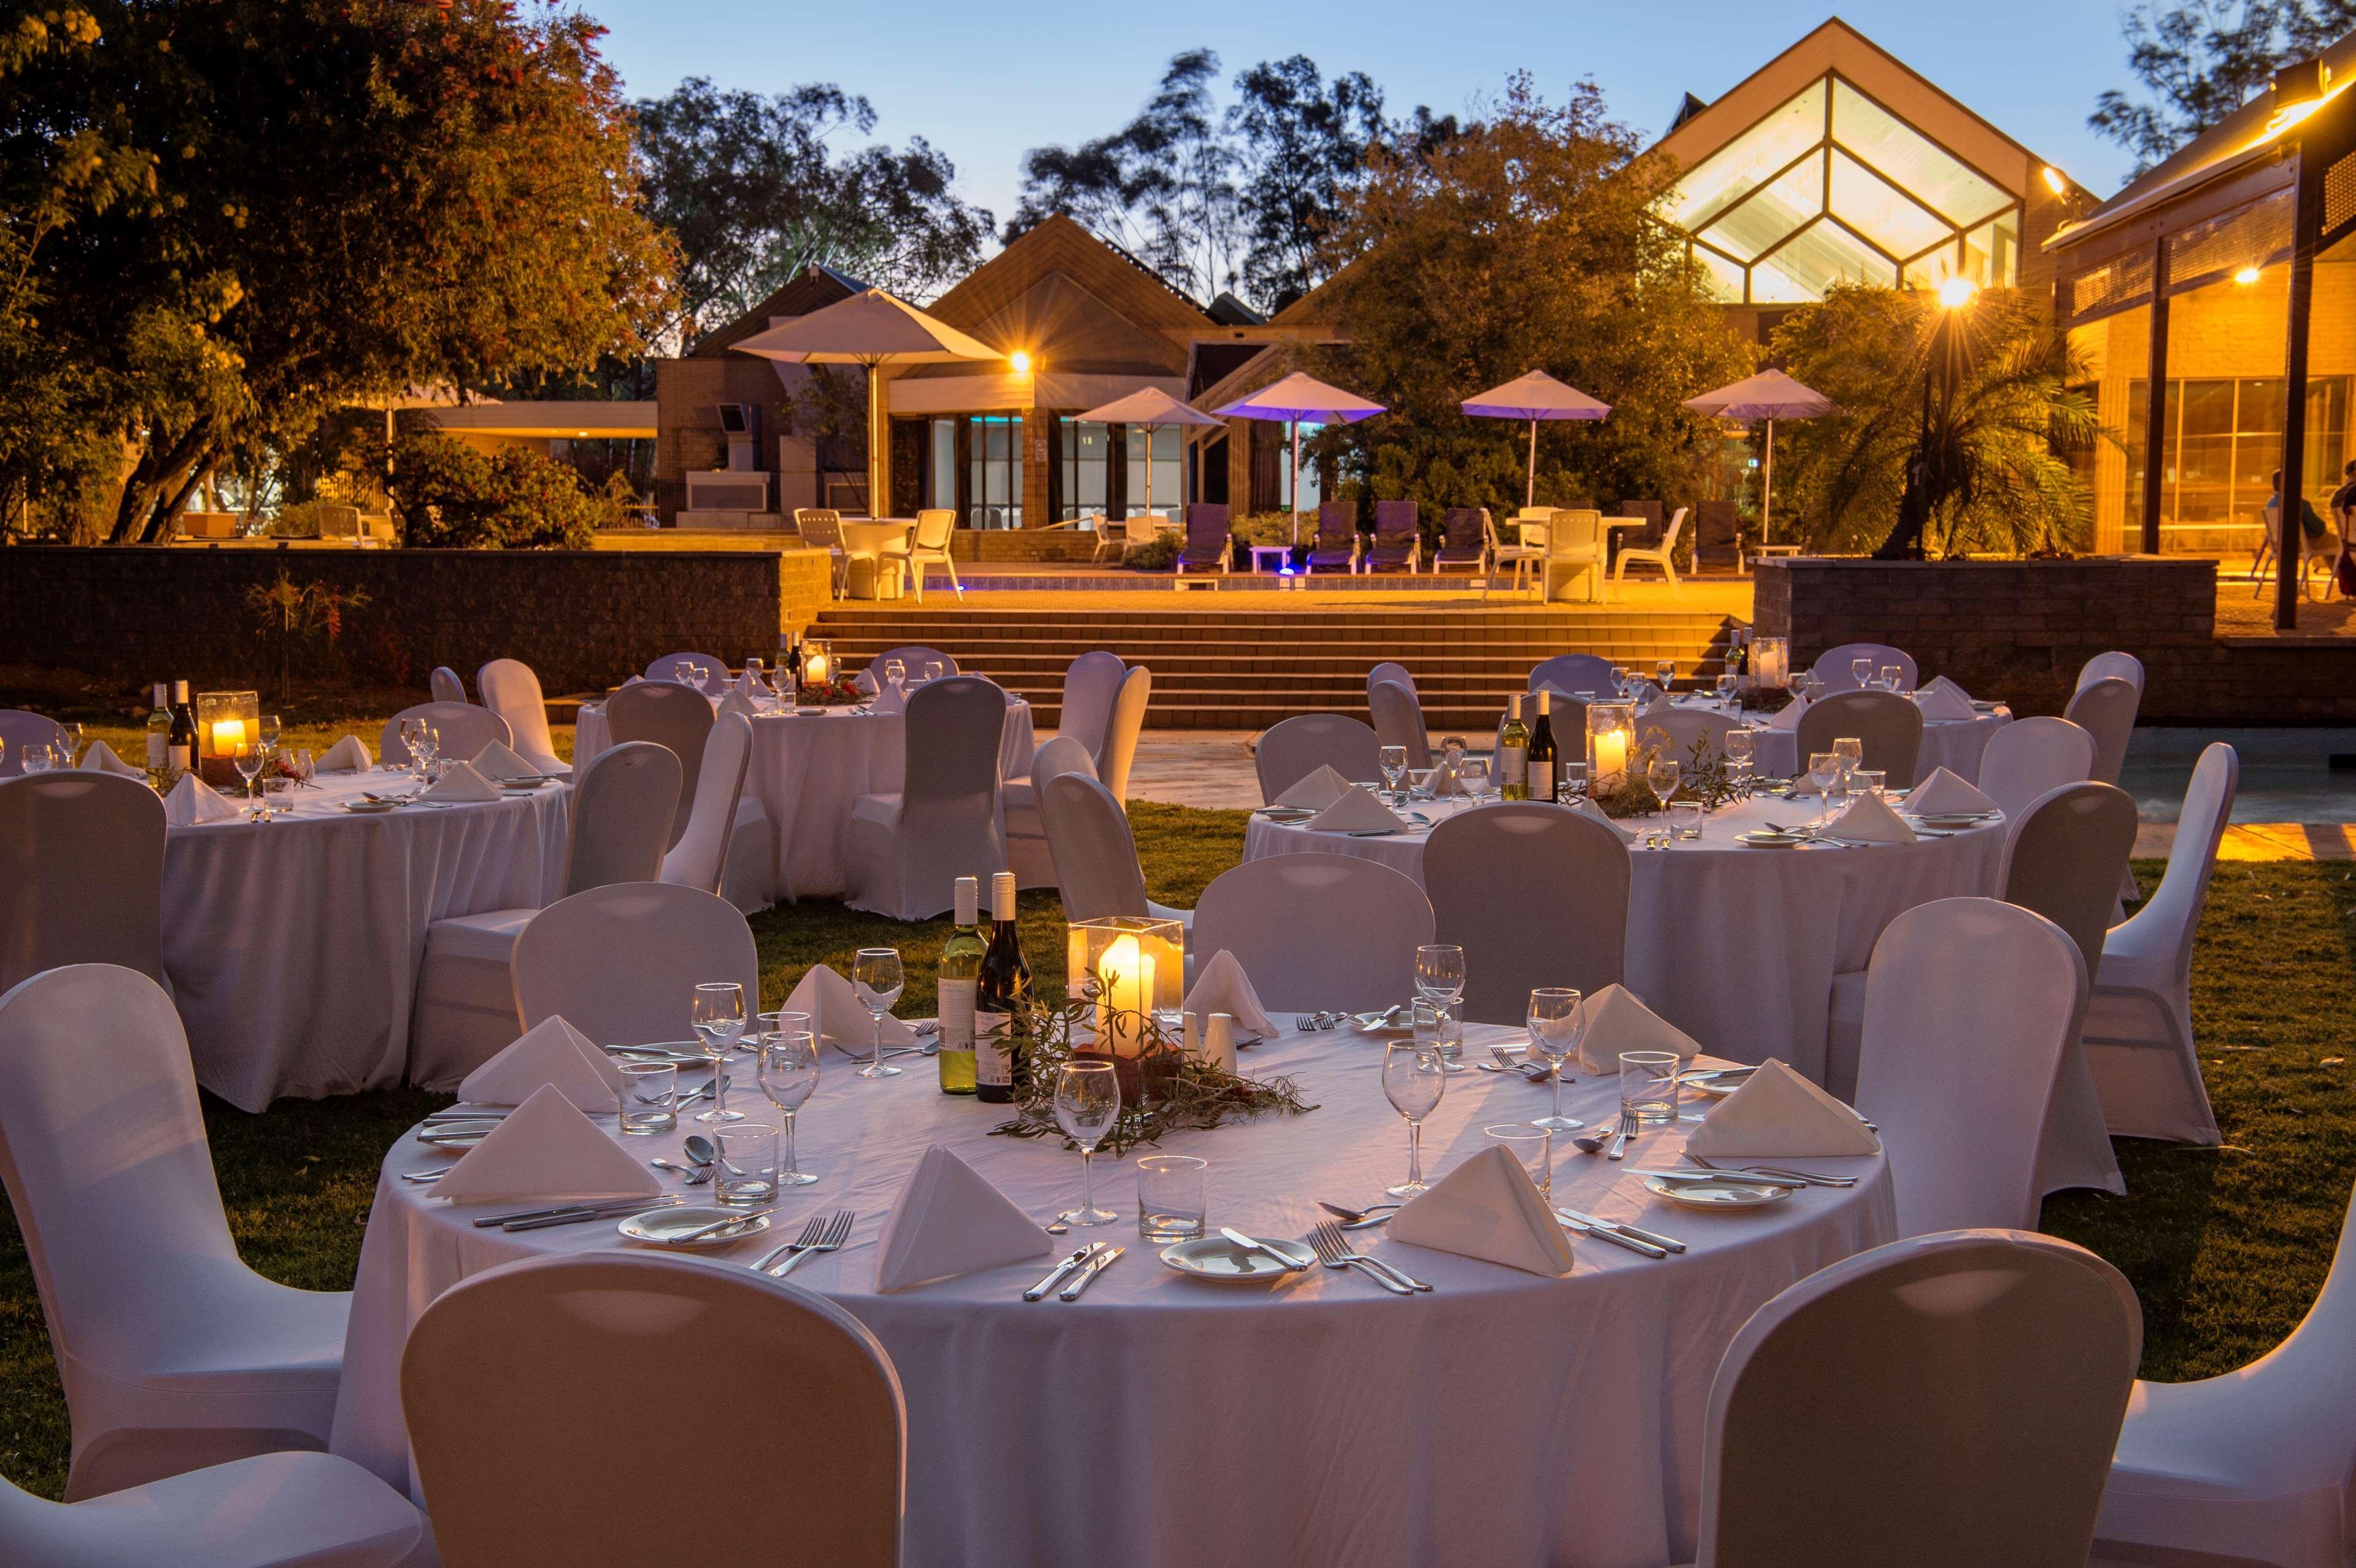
[1126, 425, 1182, 516]
[1060, 421, 1111, 518]
[968, 415, 1022, 529]
[2122, 376, 2347, 550]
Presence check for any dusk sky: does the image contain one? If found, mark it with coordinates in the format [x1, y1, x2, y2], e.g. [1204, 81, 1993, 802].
[584, 1, 2150, 232]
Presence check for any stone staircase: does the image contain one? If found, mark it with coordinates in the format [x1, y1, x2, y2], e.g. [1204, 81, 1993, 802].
[809, 603, 1741, 730]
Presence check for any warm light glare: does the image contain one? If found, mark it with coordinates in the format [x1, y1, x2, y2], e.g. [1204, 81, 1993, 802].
[2041, 165, 2068, 196]
[1009, 351, 1032, 374]
[1936, 276, 1979, 311]
[2236, 266, 2262, 285]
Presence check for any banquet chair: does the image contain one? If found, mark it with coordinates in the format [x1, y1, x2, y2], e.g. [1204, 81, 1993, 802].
[604, 678, 714, 849]
[2082, 742, 2238, 1145]
[1529, 653, 1616, 697]
[1978, 714, 2096, 825]
[379, 701, 511, 768]
[1095, 665, 1152, 801]
[1610, 506, 1685, 593]
[1852, 897, 2085, 1236]
[404, 1252, 902, 1568]
[1686, 1230, 2138, 1568]
[847, 675, 1009, 921]
[1794, 690, 1924, 787]
[1254, 713, 1381, 803]
[2077, 650, 2146, 695]
[512, 882, 758, 1047]
[1367, 680, 1432, 770]
[428, 665, 468, 705]
[883, 507, 964, 601]
[1047, 650, 1127, 765]
[0, 1449, 425, 1568]
[1305, 502, 1359, 574]
[860, 645, 960, 689]
[1005, 735, 1097, 890]
[0, 709, 70, 777]
[0, 965, 352, 1499]
[1637, 708, 1740, 767]
[1423, 805, 1628, 1024]
[2065, 676, 2140, 789]
[660, 711, 753, 898]
[475, 657, 570, 776]
[1041, 772, 1191, 928]
[1362, 500, 1421, 573]
[0, 772, 168, 996]
[1810, 643, 1918, 693]
[1189, 855, 1432, 1012]
[641, 652, 729, 693]
[408, 742, 681, 1087]
[1367, 661, 1418, 706]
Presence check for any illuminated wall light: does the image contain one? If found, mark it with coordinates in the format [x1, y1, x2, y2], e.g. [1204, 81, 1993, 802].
[2235, 266, 2262, 285]
[1009, 351, 1033, 374]
[1937, 276, 1980, 310]
[2041, 165, 2068, 196]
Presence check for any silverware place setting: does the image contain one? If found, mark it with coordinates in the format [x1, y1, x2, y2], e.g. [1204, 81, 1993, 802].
[1317, 1199, 1400, 1231]
[1056, 1243, 1125, 1300]
[1556, 1207, 1686, 1254]
[1309, 1221, 1430, 1293]
[1681, 1153, 1858, 1188]
[754, 1209, 854, 1276]
[1554, 1211, 1669, 1258]
[1025, 1241, 1110, 1300]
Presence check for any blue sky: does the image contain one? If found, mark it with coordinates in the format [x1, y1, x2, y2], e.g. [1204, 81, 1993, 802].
[582, 2, 2144, 226]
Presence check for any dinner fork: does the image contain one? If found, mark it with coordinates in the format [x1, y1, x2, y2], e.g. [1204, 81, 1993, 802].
[1310, 1221, 1431, 1292]
[752, 1214, 828, 1273]
[760, 1209, 854, 1276]
[1605, 1105, 1638, 1161]
[1682, 1152, 1856, 1188]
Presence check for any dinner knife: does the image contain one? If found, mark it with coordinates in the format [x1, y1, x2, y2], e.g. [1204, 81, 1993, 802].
[474, 1195, 683, 1228]
[503, 1199, 685, 1232]
[1556, 1207, 1686, 1254]
[1555, 1212, 1668, 1259]
[1058, 1245, 1125, 1300]
[1024, 1242, 1104, 1301]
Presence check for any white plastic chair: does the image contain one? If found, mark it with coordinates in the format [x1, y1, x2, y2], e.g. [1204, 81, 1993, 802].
[604, 679, 714, 849]
[1979, 714, 2096, 824]
[403, 1252, 903, 1568]
[1254, 713, 1381, 803]
[1611, 505, 1685, 593]
[0, 709, 69, 778]
[1049, 650, 1127, 765]
[1493, 510, 1548, 597]
[0, 773, 168, 996]
[794, 508, 849, 592]
[1528, 653, 1615, 696]
[883, 507, 963, 601]
[2064, 676, 2141, 789]
[1367, 680, 1432, 770]
[2083, 741, 2238, 1145]
[2077, 650, 2146, 695]
[379, 701, 511, 768]
[1637, 707, 1740, 767]
[1692, 1230, 2139, 1568]
[1852, 897, 2087, 1236]
[1189, 855, 1433, 1012]
[1096, 665, 1151, 801]
[847, 675, 1008, 920]
[1004, 735, 1097, 890]
[1423, 805, 1628, 1024]
[512, 883, 759, 1046]
[428, 666, 467, 705]
[0, 1449, 424, 1568]
[1795, 689, 1925, 787]
[1040, 772, 1191, 927]
[1545, 508, 1605, 603]
[1367, 662, 1417, 706]
[641, 652, 729, 693]
[660, 711, 751, 897]
[476, 658, 570, 776]
[1810, 643, 1919, 692]
[0, 965, 350, 1499]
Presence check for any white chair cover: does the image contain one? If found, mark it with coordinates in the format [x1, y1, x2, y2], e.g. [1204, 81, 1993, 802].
[1097, 665, 1152, 801]
[0, 772, 168, 995]
[403, 1253, 903, 1568]
[1810, 643, 1918, 692]
[1042, 772, 1153, 923]
[660, 711, 751, 896]
[512, 884, 758, 1046]
[864, 645, 959, 680]
[1853, 897, 2087, 1236]
[1366, 661, 1418, 705]
[0, 709, 69, 778]
[0, 965, 350, 1499]
[1423, 805, 1628, 1024]
[1367, 681, 1431, 770]
[2077, 649, 2146, 694]
[1189, 855, 1434, 1012]
[1636, 707, 1740, 765]
[2084, 742, 2238, 1143]
[2064, 676, 2141, 788]
[1496, 696, 1589, 765]
[476, 658, 570, 775]
[379, 701, 511, 768]
[846, 676, 1008, 921]
[1795, 690, 1925, 787]
[562, 741, 682, 897]
[641, 652, 729, 692]
[1254, 714, 1381, 803]
[1052, 651, 1127, 765]
[428, 666, 467, 705]
[1005, 735, 1097, 890]
[604, 679, 714, 849]
[0, 1449, 424, 1568]
[1978, 715, 2096, 824]
[1696, 1231, 2138, 1568]
[1528, 653, 1615, 695]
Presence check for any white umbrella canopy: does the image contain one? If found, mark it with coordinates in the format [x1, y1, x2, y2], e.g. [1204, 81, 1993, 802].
[1683, 369, 1834, 544]
[733, 289, 1005, 517]
[1462, 371, 1612, 508]
[1214, 373, 1386, 541]
[1072, 388, 1225, 519]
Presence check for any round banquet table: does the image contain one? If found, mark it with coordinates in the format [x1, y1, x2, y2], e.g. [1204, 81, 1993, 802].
[574, 692, 1035, 901]
[1243, 794, 2005, 1084]
[330, 1020, 1896, 1568]
[163, 768, 570, 1111]
[1746, 703, 2010, 782]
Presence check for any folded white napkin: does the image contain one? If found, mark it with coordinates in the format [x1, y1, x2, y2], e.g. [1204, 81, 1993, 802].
[785, 962, 919, 1048]
[421, 760, 501, 802]
[1915, 683, 1977, 722]
[1769, 696, 1810, 732]
[469, 740, 536, 781]
[1907, 766, 1998, 816]
[873, 1144, 1053, 1292]
[1181, 949, 1276, 1040]
[163, 772, 240, 826]
[1567, 798, 1637, 845]
[869, 685, 907, 716]
[317, 735, 373, 773]
[1637, 687, 1670, 713]
[1307, 784, 1407, 833]
[1273, 763, 1353, 811]
[716, 690, 759, 723]
[1574, 983, 1701, 1073]
[430, 1083, 663, 1204]
[1685, 1057, 1881, 1160]
[457, 1015, 623, 1113]
[79, 740, 145, 778]
[1826, 791, 1917, 844]
[620, 674, 646, 687]
[1388, 1144, 1575, 1276]
[736, 668, 765, 697]
[1921, 674, 1973, 704]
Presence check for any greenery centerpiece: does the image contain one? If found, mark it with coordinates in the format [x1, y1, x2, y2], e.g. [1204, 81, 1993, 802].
[1589, 732, 1746, 818]
[795, 674, 866, 706]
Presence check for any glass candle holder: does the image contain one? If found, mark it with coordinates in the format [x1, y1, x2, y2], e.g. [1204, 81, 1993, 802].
[1586, 701, 1637, 795]
[1750, 636, 1790, 693]
[1065, 916, 1184, 1059]
[194, 689, 260, 787]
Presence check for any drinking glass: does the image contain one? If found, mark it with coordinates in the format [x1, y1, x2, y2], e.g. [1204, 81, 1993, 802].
[1725, 728, 1755, 797]
[293, 747, 315, 790]
[1715, 673, 1738, 709]
[1378, 744, 1408, 804]
[1807, 751, 1842, 827]
[1406, 767, 1435, 800]
[884, 658, 906, 690]
[1561, 760, 1588, 801]
[1879, 664, 1903, 693]
[1670, 800, 1704, 841]
[254, 716, 282, 813]
[56, 722, 82, 765]
[1381, 1040, 1448, 1197]
[1853, 768, 1887, 800]
[618, 1060, 678, 1135]
[1458, 755, 1490, 800]
[755, 1030, 821, 1186]
[1485, 1123, 1553, 1200]
[18, 743, 51, 776]
[235, 741, 269, 819]
[1414, 944, 1466, 1068]
[1137, 1154, 1207, 1241]
[1526, 987, 1584, 1133]
[1851, 657, 1874, 689]
[714, 1121, 779, 1207]
[690, 982, 748, 1122]
[1621, 1052, 1680, 1126]
[1054, 1060, 1122, 1227]
[673, 658, 696, 684]
[851, 948, 905, 1078]
[924, 660, 946, 683]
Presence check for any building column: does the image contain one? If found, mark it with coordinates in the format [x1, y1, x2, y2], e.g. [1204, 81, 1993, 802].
[2279, 151, 2326, 630]
[1022, 411, 1054, 529]
[2140, 238, 2169, 556]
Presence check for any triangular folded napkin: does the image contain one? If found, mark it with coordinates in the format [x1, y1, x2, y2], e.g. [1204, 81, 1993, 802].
[868, 685, 907, 716]
[469, 740, 536, 781]
[716, 690, 759, 722]
[1826, 791, 1917, 844]
[317, 735, 373, 773]
[1769, 696, 1810, 731]
[873, 1145, 1053, 1292]
[421, 761, 501, 802]
[1388, 1144, 1576, 1276]
[430, 1083, 664, 1205]
[736, 668, 765, 697]
[1907, 767, 1998, 816]
[1684, 1058, 1882, 1161]
[1273, 764, 1354, 811]
[163, 772, 241, 826]
[1567, 798, 1637, 845]
[1181, 949, 1276, 1040]
[784, 962, 919, 1048]
[1915, 681, 1977, 722]
[1575, 984, 1701, 1073]
[1921, 674, 1973, 704]
[1307, 785, 1407, 833]
[79, 740, 145, 779]
[457, 1015, 623, 1113]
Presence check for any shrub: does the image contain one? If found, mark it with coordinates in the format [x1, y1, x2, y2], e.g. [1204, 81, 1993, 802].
[387, 431, 625, 548]
[1229, 511, 1304, 546]
[266, 499, 346, 537]
[1121, 533, 1181, 570]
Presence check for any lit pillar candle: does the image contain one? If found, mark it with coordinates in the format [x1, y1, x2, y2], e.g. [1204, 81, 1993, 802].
[1591, 728, 1628, 791]
[1095, 934, 1154, 1058]
[805, 650, 829, 684]
[210, 719, 246, 757]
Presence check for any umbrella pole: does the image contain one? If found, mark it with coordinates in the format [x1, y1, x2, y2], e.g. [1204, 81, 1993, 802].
[1143, 423, 1153, 519]
[1761, 418, 1774, 546]
[865, 362, 885, 519]
[1526, 419, 1538, 510]
[1290, 420, 1302, 547]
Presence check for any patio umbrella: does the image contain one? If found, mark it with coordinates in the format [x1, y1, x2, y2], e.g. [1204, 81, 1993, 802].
[1461, 371, 1612, 508]
[1683, 369, 1833, 546]
[1073, 387, 1224, 519]
[733, 289, 1005, 517]
[1214, 371, 1386, 543]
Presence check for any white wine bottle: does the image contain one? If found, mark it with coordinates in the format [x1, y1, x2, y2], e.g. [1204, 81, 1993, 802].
[145, 684, 172, 779]
[975, 871, 1030, 1105]
[1498, 694, 1530, 801]
[1528, 690, 1557, 804]
[937, 877, 982, 1096]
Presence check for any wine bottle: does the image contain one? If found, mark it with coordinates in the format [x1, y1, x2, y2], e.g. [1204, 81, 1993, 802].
[974, 871, 1030, 1105]
[936, 876, 983, 1096]
[1498, 694, 1531, 800]
[166, 680, 195, 778]
[145, 684, 172, 778]
[1528, 690, 1558, 804]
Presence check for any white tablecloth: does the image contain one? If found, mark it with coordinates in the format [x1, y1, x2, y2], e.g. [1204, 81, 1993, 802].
[331, 1021, 1894, 1568]
[1747, 705, 2010, 781]
[574, 695, 1035, 900]
[1243, 795, 2005, 1082]
[164, 770, 570, 1111]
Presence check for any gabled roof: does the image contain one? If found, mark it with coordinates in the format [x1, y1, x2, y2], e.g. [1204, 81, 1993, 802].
[925, 215, 1219, 339]
[690, 263, 868, 358]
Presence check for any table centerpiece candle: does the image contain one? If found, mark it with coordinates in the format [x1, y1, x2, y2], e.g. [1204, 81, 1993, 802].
[194, 689, 260, 787]
[1586, 700, 1636, 795]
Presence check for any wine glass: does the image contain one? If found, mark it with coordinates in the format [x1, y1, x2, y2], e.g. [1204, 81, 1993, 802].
[1458, 754, 1490, 801]
[1850, 657, 1873, 689]
[1609, 665, 1630, 699]
[1831, 736, 1863, 800]
[1378, 744, 1408, 805]
[1656, 658, 1675, 693]
[1381, 1039, 1448, 1197]
[1714, 673, 1737, 710]
[689, 982, 747, 1123]
[851, 948, 905, 1078]
[1053, 1060, 1121, 1226]
[1647, 755, 1680, 811]
[883, 658, 906, 692]
[293, 747, 316, 791]
[755, 1030, 822, 1187]
[673, 658, 695, 685]
[1414, 943, 1467, 1070]
[1725, 728, 1756, 798]
[255, 716, 282, 813]
[235, 740, 269, 819]
[1807, 751, 1842, 828]
[1879, 664, 1903, 693]
[1526, 987, 1585, 1133]
[924, 660, 945, 683]
[55, 722, 82, 765]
